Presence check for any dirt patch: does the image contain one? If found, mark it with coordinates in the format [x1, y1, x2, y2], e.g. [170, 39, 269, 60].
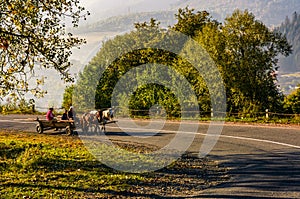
[103, 140, 230, 198]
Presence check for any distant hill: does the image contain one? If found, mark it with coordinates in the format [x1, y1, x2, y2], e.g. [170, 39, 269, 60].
[72, 11, 178, 34]
[276, 12, 300, 94]
[81, 0, 300, 27]
[73, 0, 300, 34]
[172, 0, 300, 27]
[276, 12, 300, 73]
[80, 0, 176, 24]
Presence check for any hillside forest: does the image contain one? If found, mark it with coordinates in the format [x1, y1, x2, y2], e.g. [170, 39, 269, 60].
[66, 8, 300, 118]
[277, 12, 300, 73]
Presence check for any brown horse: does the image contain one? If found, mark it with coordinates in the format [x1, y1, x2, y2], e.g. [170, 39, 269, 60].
[80, 109, 113, 134]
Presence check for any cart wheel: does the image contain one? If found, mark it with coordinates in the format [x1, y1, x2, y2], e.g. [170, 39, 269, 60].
[36, 124, 43, 134]
[66, 126, 72, 136]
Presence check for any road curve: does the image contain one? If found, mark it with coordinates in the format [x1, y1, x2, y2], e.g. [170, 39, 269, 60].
[1, 114, 300, 198]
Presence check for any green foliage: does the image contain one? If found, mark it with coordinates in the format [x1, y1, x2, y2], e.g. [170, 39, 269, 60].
[0, 98, 35, 114]
[193, 9, 291, 115]
[173, 9, 291, 115]
[62, 85, 74, 109]
[284, 86, 300, 114]
[129, 84, 181, 118]
[0, 0, 89, 100]
[75, 8, 291, 117]
[75, 11, 213, 116]
[172, 7, 213, 37]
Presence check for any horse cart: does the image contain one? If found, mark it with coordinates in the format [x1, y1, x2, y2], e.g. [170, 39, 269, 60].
[80, 108, 117, 134]
[35, 118, 76, 135]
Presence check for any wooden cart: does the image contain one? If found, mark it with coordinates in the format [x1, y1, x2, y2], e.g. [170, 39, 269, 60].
[35, 118, 76, 135]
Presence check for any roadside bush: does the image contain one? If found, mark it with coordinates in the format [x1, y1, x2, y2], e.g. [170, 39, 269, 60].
[284, 86, 300, 114]
[0, 99, 36, 114]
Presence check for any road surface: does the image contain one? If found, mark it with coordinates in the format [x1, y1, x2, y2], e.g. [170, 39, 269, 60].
[0, 114, 300, 198]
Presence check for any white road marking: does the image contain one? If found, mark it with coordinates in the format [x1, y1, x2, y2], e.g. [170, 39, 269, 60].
[106, 126, 300, 149]
[1, 117, 300, 149]
[218, 134, 300, 149]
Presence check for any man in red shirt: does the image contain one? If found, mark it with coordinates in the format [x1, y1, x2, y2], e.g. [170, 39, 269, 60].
[46, 108, 55, 121]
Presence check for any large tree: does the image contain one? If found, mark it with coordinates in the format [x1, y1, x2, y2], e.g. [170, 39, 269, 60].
[187, 9, 292, 115]
[220, 10, 292, 114]
[0, 0, 89, 99]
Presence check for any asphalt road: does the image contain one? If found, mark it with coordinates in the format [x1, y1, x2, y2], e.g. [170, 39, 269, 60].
[1, 114, 300, 198]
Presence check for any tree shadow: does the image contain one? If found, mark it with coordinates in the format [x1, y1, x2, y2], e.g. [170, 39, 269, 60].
[2, 156, 223, 198]
[2, 151, 229, 198]
[105, 131, 166, 137]
[3, 182, 165, 199]
[194, 150, 300, 198]
[78, 130, 168, 137]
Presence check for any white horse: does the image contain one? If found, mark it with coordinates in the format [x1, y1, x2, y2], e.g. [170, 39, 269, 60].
[102, 108, 114, 121]
[80, 108, 114, 134]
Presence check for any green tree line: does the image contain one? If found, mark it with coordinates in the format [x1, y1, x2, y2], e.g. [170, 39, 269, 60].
[67, 8, 299, 117]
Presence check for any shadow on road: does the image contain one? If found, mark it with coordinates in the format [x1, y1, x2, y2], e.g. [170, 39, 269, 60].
[195, 150, 300, 198]
[104, 131, 167, 137]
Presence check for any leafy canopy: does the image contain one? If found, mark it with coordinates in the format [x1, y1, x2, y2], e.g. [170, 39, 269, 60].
[72, 8, 292, 116]
[284, 86, 300, 114]
[220, 10, 291, 114]
[0, 0, 89, 100]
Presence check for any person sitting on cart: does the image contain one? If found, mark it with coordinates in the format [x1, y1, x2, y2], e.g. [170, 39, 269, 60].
[68, 106, 77, 122]
[61, 109, 69, 120]
[46, 107, 57, 123]
[46, 108, 55, 120]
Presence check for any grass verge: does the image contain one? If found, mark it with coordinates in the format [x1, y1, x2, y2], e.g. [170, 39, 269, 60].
[0, 130, 229, 198]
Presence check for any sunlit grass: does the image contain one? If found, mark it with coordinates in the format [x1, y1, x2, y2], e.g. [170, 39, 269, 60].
[0, 131, 144, 198]
[0, 130, 228, 198]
